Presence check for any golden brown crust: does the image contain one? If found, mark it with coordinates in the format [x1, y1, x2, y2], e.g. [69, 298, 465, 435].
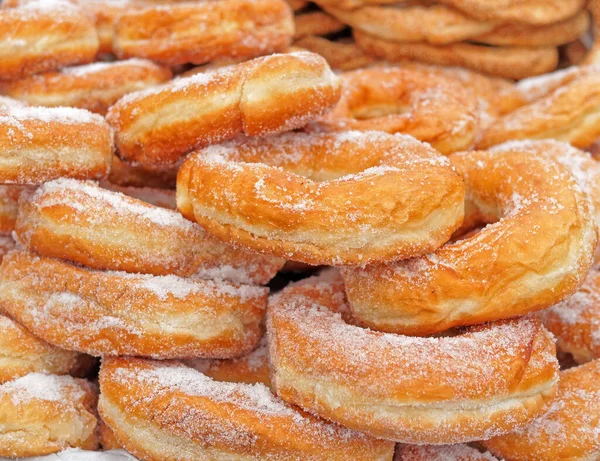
[0, 185, 27, 234]
[107, 52, 341, 166]
[342, 149, 598, 335]
[177, 132, 465, 265]
[311, 66, 480, 154]
[0, 2, 98, 80]
[484, 360, 600, 461]
[268, 271, 559, 444]
[0, 373, 99, 457]
[0, 106, 113, 185]
[354, 30, 559, 80]
[99, 420, 123, 450]
[99, 356, 395, 460]
[294, 10, 346, 39]
[293, 35, 380, 71]
[0, 250, 269, 359]
[0, 59, 172, 116]
[113, 0, 294, 66]
[15, 179, 284, 284]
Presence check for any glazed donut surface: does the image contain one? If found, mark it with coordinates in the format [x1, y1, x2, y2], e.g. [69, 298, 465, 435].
[177, 131, 465, 265]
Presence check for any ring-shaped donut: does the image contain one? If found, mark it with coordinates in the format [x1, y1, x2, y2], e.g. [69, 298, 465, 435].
[267, 271, 559, 444]
[310, 66, 479, 154]
[0, 250, 269, 359]
[342, 148, 598, 335]
[483, 359, 600, 461]
[0, 106, 113, 185]
[99, 356, 395, 460]
[15, 179, 283, 284]
[177, 131, 465, 266]
[107, 52, 341, 167]
[0, 59, 172, 115]
[354, 31, 559, 80]
[0, 1, 98, 80]
[0, 373, 98, 457]
[0, 314, 93, 384]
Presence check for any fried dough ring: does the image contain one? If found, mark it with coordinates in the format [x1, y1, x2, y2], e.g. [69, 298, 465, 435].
[0, 106, 113, 185]
[0, 59, 172, 116]
[99, 357, 395, 460]
[177, 131, 465, 266]
[0, 185, 26, 234]
[354, 31, 559, 80]
[311, 66, 479, 154]
[15, 179, 283, 284]
[395, 445, 498, 460]
[0, 314, 93, 384]
[113, 0, 294, 66]
[478, 72, 600, 149]
[268, 271, 559, 444]
[342, 149, 598, 336]
[293, 36, 380, 71]
[484, 359, 600, 461]
[0, 250, 268, 359]
[107, 52, 341, 167]
[294, 11, 346, 39]
[0, 1, 98, 80]
[0, 373, 98, 457]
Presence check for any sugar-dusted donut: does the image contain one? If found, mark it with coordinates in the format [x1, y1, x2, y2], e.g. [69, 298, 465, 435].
[0, 1, 98, 80]
[310, 66, 479, 154]
[484, 359, 600, 461]
[268, 271, 559, 444]
[395, 445, 498, 460]
[99, 356, 395, 460]
[0, 373, 99, 457]
[177, 131, 465, 266]
[15, 179, 283, 284]
[0, 95, 27, 110]
[354, 31, 559, 80]
[0, 59, 172, 115]
[293, 36, 379, 71]
[0, 106, 113, 185]
[0, 314, 94, 384]
[100, 182, 176, 209]
[342, 148, 598, 335]
[113, 0, 294, 66]
[107, 51, 341, 166]
[0, 185, 27, 234]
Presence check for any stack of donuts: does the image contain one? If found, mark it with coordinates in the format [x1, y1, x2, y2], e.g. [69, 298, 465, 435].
[0, 0, 600, 460]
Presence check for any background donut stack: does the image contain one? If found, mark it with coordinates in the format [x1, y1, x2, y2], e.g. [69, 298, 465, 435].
[0, 0, 599, 460]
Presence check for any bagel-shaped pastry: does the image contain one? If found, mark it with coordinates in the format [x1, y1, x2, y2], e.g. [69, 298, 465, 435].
[342, 149, 598, 336]
[293, 36, 380, 71]
[107, 52, 341, 167]
[294, 10, 345, 39]
[0, 106, 113, 185]
[484, 359, 600, 461]
[0, 185, 26, 234]
[0, 251, 268, 359]
[177, 131, 465, 266]
[0, 1, 98, 80]
[15, 179, 283, 284]
[0, 314, 93, 384]
[0, 59, 172, 115]
[100, 182, 176, 209]
[0, 373, 98, 457]
[99, 356, 395, 460]
[268, 271, 559, 444]
[113, 0, 294, 66]
[395, 445, 498, 460]
[478, 72, 600, 149]
[108, 154, 178, 189]
[310, 66, 479, 154]
[354, 31, 559, 80]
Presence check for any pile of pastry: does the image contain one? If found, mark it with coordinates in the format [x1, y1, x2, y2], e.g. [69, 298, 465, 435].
[0, 0, 599, 460]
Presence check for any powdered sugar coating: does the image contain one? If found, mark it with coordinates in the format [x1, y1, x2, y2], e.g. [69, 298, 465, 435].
[1, 373, 84, 406]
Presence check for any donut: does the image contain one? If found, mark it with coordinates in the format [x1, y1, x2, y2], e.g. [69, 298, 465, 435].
[177, 131, 465, 266]
[0, 59, 172, 115]
[354, 31, 559, 80]
[484, 359, 600, 461]
[112, 0, 294, 66]
[0, 250, 268, 359]
[100, 182, 176, 209]
[0, 106, 113, 185]
[310, 66, 479, 154]
[0, 314, 93, 384]
[107, 52, 341, 167]
[478, 72, 600, 149]
[0, 185, 27, 234]
[395, 445, 498, 460]
[0, 95, 27, 110]
[293, 36, 380, 71]
[267, 271, 559, 444]
[0, 373, 98, 457]
[294, 11, 346, 39]
[585, 0, 600, 65]
[107, 155, 177, 189]
[342, 148, 598, 335]
[99, 356, 395, 460]
[15, 179, 284, 284]
[0, 235, 15, 262]
[0, 1, 98, 80]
